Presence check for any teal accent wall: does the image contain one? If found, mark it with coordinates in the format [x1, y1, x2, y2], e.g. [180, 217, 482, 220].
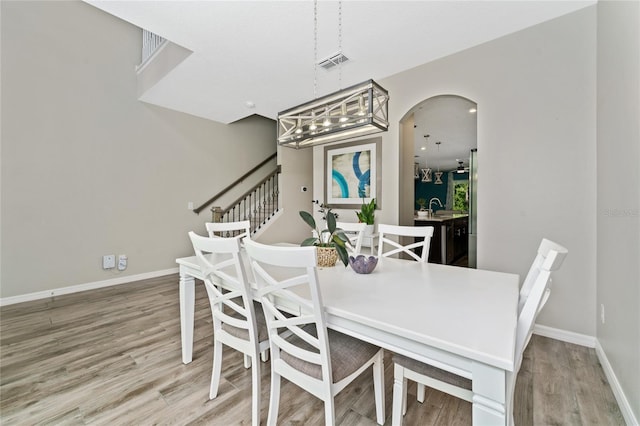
[414, 172, 469, 211]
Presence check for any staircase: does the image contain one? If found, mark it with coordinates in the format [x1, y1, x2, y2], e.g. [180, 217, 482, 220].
[193, 154, 281, 237]
[210, 165, 281, 236]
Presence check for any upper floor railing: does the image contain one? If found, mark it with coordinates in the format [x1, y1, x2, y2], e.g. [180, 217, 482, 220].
[138, 29, 167, 70]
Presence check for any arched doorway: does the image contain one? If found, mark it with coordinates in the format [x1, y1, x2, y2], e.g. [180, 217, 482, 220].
[399, 95, 478, 267]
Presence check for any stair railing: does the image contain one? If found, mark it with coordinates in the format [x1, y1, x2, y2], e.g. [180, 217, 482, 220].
[211, 165, 281, 235]
[193, 152, 277, 215]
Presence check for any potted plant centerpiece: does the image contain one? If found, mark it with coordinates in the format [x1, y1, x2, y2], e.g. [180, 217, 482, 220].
[355, 198, 376, 237]
[299, 207, 349, 267]
[416, 198, 429, 218]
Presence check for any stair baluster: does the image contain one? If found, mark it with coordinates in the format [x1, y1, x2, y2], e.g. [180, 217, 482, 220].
[210, 166, 280, 236]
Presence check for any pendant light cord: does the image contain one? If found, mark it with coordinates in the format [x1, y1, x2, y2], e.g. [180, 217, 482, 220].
[313, 0, 318, 99]
[314, 1, 343, 95]
[338, 1, 342, 90]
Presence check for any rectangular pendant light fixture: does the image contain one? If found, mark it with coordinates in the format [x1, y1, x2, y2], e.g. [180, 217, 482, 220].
[277, 79, 389, 149]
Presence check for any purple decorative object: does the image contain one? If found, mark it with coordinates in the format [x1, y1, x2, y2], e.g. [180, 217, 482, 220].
[348, 255, 378, 274]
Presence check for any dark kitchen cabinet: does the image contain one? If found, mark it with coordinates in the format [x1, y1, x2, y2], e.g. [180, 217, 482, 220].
[415, 215, 468, 265]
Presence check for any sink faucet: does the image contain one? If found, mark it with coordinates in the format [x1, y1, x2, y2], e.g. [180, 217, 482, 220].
[429, 197, 443, 213]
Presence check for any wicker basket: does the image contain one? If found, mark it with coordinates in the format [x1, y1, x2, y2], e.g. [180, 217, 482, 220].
[316, 246, 338, 267]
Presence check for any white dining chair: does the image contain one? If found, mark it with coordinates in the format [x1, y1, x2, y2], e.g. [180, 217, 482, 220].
[205, 220, 251, 239]
[377, 224, 434, 262]
[391, 242, 568, 426]
[204, 220, 265, 365]
[519, 238, 568, 314]
[335, 221, 366, 255]
[243, 239, 386, 426]
[188, 232, 269, 426]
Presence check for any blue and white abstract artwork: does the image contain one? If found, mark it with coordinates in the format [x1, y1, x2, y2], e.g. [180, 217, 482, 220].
[326, 141, 377, 206]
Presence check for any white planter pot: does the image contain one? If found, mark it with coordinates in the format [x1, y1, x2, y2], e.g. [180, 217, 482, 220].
[364, 224, 375, 237]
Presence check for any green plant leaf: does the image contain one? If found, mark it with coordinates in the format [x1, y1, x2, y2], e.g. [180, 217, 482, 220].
[299, 211, 317, 230]
[355, 198, 376, 225]
[334, 231, 348, 244]
[301, 237, 318, 246]
[335, 244, 349, 267]
[331, 234, 346, 248]
[326, 211, 336, 233]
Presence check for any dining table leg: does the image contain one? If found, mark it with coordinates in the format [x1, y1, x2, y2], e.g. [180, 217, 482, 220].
[179, 267, 195, 364]
[471, 362, 507, 425]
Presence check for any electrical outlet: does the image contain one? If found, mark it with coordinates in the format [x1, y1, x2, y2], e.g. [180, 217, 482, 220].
[188, 201, 194, 210]
[103, 255, 116, 269]
[117, 255, 128, 271]
[600, 304, 605, 324]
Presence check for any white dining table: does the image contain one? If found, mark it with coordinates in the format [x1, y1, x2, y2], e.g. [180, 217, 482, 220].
[176, 253, 519, 425]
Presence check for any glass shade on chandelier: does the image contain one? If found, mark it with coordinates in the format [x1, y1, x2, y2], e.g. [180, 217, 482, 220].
[277, 79, 389, 149]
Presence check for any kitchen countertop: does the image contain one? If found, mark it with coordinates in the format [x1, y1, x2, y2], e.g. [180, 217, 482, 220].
[414, 213, 469, 223]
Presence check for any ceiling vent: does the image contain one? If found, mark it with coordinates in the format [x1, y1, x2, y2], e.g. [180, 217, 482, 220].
[318, 52, 349, 70]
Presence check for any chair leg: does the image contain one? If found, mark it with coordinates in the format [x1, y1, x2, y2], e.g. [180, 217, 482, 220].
[506, 376, 515, 426]
[417, 383, 426, 403]
[372, 350, 386, 425]
[266, 369, 281, 426]
[210, 340, 223, 399]
[392, 363, 406, 426]
[324, 398, 336, 426]
[244, 354, 251, 369]
[261, 349, 269, 362]
[402, 377, 408, 416]
[250, 354, 261, 426]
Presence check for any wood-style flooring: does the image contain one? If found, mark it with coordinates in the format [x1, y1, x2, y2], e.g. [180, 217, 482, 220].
[0, 274, 624, 425]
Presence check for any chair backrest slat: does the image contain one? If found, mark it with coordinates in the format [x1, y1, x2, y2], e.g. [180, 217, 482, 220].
[336, 221, 367, 255]
[377, 224, 434, 262]
[519, 238, 569, 313]
[205, 220, 251, 239]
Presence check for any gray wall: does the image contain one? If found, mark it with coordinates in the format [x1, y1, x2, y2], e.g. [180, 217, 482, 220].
[596, 1, 640, 421]
[314, 5, 640, 418]
[0, 1, 276, 298]
[256, 144, 314, 246]
[313, 7, 597, 334]
[310, 5, 635, 417]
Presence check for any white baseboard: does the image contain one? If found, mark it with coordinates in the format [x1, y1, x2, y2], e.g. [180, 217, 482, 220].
[595, 340, 639, 426]
[533, 323, 597, 347]
[534, 324, 637, 426]
[0, 268, 179, 306]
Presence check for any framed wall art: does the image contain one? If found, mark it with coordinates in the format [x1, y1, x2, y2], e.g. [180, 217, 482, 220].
[324, 137, 382, 208]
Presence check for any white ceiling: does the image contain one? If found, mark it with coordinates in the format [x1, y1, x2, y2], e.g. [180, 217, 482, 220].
[86, 0, 594, 125]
